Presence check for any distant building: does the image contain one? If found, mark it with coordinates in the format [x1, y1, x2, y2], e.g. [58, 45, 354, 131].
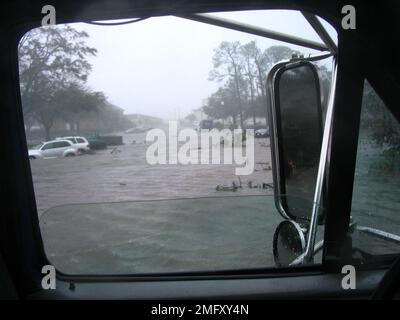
[125, 113, 165, 129]
[25, 103, 131, 141]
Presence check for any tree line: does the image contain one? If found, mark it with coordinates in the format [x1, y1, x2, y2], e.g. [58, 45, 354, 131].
[197, 41, 335, 130]
[19, 25, 398, 157]
[202, 41, 302, 129]
[19, 25, 127, 141]
[202, 40, 399, 169]
[361, 82, 400, 171]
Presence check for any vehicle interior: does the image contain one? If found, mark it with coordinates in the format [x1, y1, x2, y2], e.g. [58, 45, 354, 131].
[1, 0, 400, 301]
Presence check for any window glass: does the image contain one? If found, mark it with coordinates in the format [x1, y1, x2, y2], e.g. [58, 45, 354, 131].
[350, 80, 400, 257]
[19, 11, 335, 274]
[41, 142, 53, 150]
[53, 141, 69, 148]
[76, 138, 85, 143]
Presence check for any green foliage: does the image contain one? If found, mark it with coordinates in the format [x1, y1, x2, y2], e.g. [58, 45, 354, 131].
[19, 25, 129, 140]
[205, 80, 242, 125]
[205, 41, 302, 128]
[361, 81, 400, 150]
[19, 25, 99, 140]
[360, 81, 400, 174]
[265, 45, 299, 64]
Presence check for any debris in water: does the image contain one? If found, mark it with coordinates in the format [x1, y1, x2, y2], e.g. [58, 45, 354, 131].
[262, 164, 272, 170]
[247, 181, 259, 188]
[110, 147, 121, 154]
[216, 181, 239, 192]
[262, 183, 274, 189]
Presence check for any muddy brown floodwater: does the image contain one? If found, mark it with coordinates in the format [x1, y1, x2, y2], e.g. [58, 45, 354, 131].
[31, 134, 274, 217]
[32, 134, 297, 274]
[30, 133, 400, 274]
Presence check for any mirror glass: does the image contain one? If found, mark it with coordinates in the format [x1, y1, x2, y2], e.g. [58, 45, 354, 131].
[276, 63, 323, 220]
[273, 220, 305, 266]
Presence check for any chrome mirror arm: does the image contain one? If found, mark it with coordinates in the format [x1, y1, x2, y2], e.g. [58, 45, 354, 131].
[302, 59, 338, 264]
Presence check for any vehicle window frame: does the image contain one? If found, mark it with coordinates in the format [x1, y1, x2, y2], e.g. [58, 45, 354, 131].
[3, 1, 399, 297]
[15, 10, 354, 279]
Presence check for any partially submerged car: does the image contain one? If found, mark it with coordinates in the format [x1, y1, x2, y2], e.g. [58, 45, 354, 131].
[28, 139, 79, 159]
[55, 136, 90, 153]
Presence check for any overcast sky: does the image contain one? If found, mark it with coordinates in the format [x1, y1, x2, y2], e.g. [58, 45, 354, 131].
[70, 10, 337, 120]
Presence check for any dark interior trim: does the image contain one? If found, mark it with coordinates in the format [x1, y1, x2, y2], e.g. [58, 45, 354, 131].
[1, 0, 398, 299]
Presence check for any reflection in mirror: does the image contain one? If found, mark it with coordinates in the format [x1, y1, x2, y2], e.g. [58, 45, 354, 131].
[273, 220, 305, 266]
[276, 62, 323, 220]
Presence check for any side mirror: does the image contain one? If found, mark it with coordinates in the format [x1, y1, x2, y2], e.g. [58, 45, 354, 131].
[273, 220, 306, 267]
[267, 60, 324, 223]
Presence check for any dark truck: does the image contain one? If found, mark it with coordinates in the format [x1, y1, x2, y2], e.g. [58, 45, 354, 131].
[199, 119, 213, 130]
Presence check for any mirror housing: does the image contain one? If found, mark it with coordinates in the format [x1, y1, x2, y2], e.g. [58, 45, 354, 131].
[267, 60, 324, 223]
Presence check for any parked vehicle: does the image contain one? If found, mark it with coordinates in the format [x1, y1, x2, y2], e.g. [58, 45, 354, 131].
[55, 136, 90, 153]
[199, 119, 213, 130]
[28, 139, 79, 159]
[255, 128, 269, 138]
[87, 137, 107, 150]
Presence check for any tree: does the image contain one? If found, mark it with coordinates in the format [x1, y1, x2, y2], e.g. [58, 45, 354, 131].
[240, 42, 258, 126]
[207, 41, 302, 128]
[265, 45, 300, 64]
[96, 103, 130, 134]
[239, 41, 278, 126]
[53, 82, 107, 134]
[209, 41, 246, 129]
[204, 80, 242, 126]
[362, 82, 400, 150]
[19, 25, 97, 140]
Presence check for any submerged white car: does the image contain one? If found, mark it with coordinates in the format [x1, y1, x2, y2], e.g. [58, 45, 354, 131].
[55, 136, 90, 153]
[28, 139, 79, 159]
[255, 128, 270, 138]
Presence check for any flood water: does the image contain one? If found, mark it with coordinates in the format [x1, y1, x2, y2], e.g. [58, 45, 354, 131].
[30, 133, 400, 274]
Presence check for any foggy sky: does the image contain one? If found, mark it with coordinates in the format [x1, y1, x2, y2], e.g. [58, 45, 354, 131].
[70, 10, 337, 120]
